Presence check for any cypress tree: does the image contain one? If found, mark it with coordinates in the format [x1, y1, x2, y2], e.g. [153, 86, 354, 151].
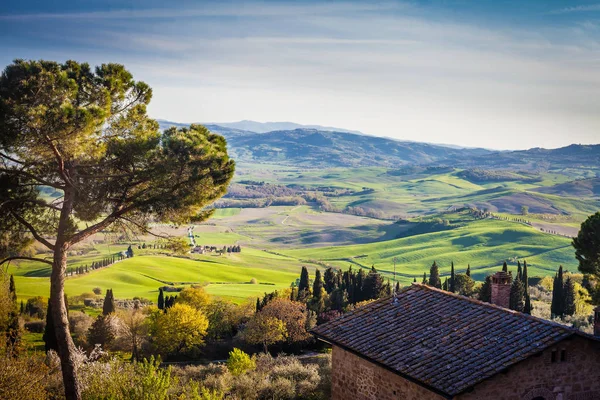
[157, 288, 165, 310]
[509, 279, 525, 312]
[563, 277, 576, 316]
[449, 262, 456, 293]
[422, 273, 427, 284]
[524, 293, 532, 315]
[19, 300, 24, 315]
[9, 274, 17, 304]
[551, 266, 565, 317]
[522, 261, 528, 288]
[413, 277, 417, 283]
[502, 261, 508, 273]
[355, 269, 366, 302]
[517, 263, 522, 282]
[323, 267, 336, 293]
[102, 289, 116, 315]
[466, 264, 471, 277]
[428, 261, 441, 288]
[479, 275, 492, 303]
[442, 278, 448, 291]
[256, 297, 261, 312]
[363, 269, 384, 300]
[312, 269, 324, 300]
[43, 302, 58, 352]
[298, 266, 310, 294]
[395, 282, 400, 293]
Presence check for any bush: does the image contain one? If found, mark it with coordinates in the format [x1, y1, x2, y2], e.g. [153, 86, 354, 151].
[226, 348, 256, 376]
[0, 348, 49, 400]
[24, 320, 46, 333]
[92, 287, 102, 295]
[249, 278, 258, 285]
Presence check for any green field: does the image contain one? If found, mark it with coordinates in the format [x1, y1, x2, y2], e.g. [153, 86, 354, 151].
[10, 165, 595, 304]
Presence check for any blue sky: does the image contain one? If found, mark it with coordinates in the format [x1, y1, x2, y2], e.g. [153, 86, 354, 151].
[1, 0, 599, 149]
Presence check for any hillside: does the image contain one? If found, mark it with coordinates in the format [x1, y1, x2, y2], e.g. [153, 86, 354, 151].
[159, 120, 600, 171]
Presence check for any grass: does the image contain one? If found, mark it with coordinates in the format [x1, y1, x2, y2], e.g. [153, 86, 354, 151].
[10, 165, 595, 304]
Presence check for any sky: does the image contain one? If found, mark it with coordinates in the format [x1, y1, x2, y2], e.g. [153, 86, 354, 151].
[1, 1, 599, 150]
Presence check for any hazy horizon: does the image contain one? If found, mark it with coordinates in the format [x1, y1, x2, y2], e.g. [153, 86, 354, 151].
[2, 0, 600, 150]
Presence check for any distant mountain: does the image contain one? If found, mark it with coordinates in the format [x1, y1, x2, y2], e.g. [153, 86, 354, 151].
[157, 119, 600, 170]
[532, 178, 600, 197]
[157, 119, 363, 135]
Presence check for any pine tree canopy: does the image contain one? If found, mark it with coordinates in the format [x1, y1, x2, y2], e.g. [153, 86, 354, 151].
[573, 212, 600, 278]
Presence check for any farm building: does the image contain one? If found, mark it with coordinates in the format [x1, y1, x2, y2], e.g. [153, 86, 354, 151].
[312, 275, 600, 400]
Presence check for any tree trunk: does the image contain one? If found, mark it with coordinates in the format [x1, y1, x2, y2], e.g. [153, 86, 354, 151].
[51, 244, 82, 400]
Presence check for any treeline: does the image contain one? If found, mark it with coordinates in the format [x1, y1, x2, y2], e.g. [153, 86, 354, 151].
[458, 168, 541, 183]
[67, 255, 119, 277]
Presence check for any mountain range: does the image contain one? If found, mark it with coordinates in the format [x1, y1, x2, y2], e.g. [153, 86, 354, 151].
[157, 120, 600, 170]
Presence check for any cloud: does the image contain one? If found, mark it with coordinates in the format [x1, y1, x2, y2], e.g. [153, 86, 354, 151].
[549, 4, 600, 14]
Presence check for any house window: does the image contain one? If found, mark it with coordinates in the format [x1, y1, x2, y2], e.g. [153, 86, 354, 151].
[551, 350, 557, 363]
[560, 350, 566, 362]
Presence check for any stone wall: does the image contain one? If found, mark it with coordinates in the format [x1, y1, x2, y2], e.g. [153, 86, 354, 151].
[458, 336, 600, 400]
[330, 345, 446, 400]
[331, 335, 600, 400]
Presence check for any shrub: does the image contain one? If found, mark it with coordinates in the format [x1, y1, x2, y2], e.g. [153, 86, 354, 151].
[226, 348, 256, 376]
[92, 287, 102, 295]
[24, 320, 46, 333]
[249, 278, 258, 284]
[0, 350, 49, 400]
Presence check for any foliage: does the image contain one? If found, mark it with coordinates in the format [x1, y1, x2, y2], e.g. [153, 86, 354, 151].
[563, 277, 576, 316]
[176, 286, 212, 312]
[0, 59, 234, 398]
[116, 308, 148, 360]
[226, 348, 256, 376]
[453, 274, 475, 297]
[87, 315, 118, 348]
[573, 212, 600, 278]
[260, 298, 311, 345]
[509, 279, 525, 312]
[149, 303, 209, 356]
[478, 276, 492, 303]
[0, 348, 49, 400]
[103, 289, 116, 315]
[428, 261, 441, 288]
[243, 313, 287, 353]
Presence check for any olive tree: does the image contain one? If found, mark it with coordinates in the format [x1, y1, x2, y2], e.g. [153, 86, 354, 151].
[0, 59, 234, 399]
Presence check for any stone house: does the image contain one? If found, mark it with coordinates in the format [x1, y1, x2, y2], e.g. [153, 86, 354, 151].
[312, 276, 600, 400]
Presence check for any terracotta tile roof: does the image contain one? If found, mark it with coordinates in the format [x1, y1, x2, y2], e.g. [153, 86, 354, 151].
[312, 283, 580, 397]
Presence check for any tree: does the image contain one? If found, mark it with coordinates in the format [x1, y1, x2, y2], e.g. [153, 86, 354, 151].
[573, 212, 600, 278]
[454, 274, 475, 297]
[117, 308, 148, 361]
[502, 261, 508, 273]
[422, 273, 427, 284]
[521, 205, 529, 216]
[524, 293, 532, 315]
[479, 275, 492, 303]
[0, 60, 234, 399]
[157, 288, 165, 310]
[563, 277, 576, 317]
[298, 267, 310, 295]
[428, 262, 441, 289]
[102, 289, 116, 316]
[226, 348, 256, 376]
[551, 266, 565, 317]
[449, 262, 456, 293]
[149, 303, 209, 355]
[466, 264, 471, 277]
[43, 302, 58, 352]
[87, 315, 118, 348]
[312, 269, 324, 300]
[363, 269, 384, 300]
[260, 298, 311, 345]
[176, 286, 211, 312]
[522, 260, 528, 288]
[323, 267, 336, 294]
[126, 245, 134, 258]
[243, 313, 287, 353]
[509, 279, 525, 312]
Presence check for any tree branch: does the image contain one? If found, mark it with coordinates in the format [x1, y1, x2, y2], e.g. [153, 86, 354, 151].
[10, 211, 56, 250]
[0, 256, 53, 266]
[119, 216, 171, 239]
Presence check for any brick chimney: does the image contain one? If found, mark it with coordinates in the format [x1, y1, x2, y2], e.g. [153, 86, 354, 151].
[491, 271, 512, 309]
[595, 306, 600, 337]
